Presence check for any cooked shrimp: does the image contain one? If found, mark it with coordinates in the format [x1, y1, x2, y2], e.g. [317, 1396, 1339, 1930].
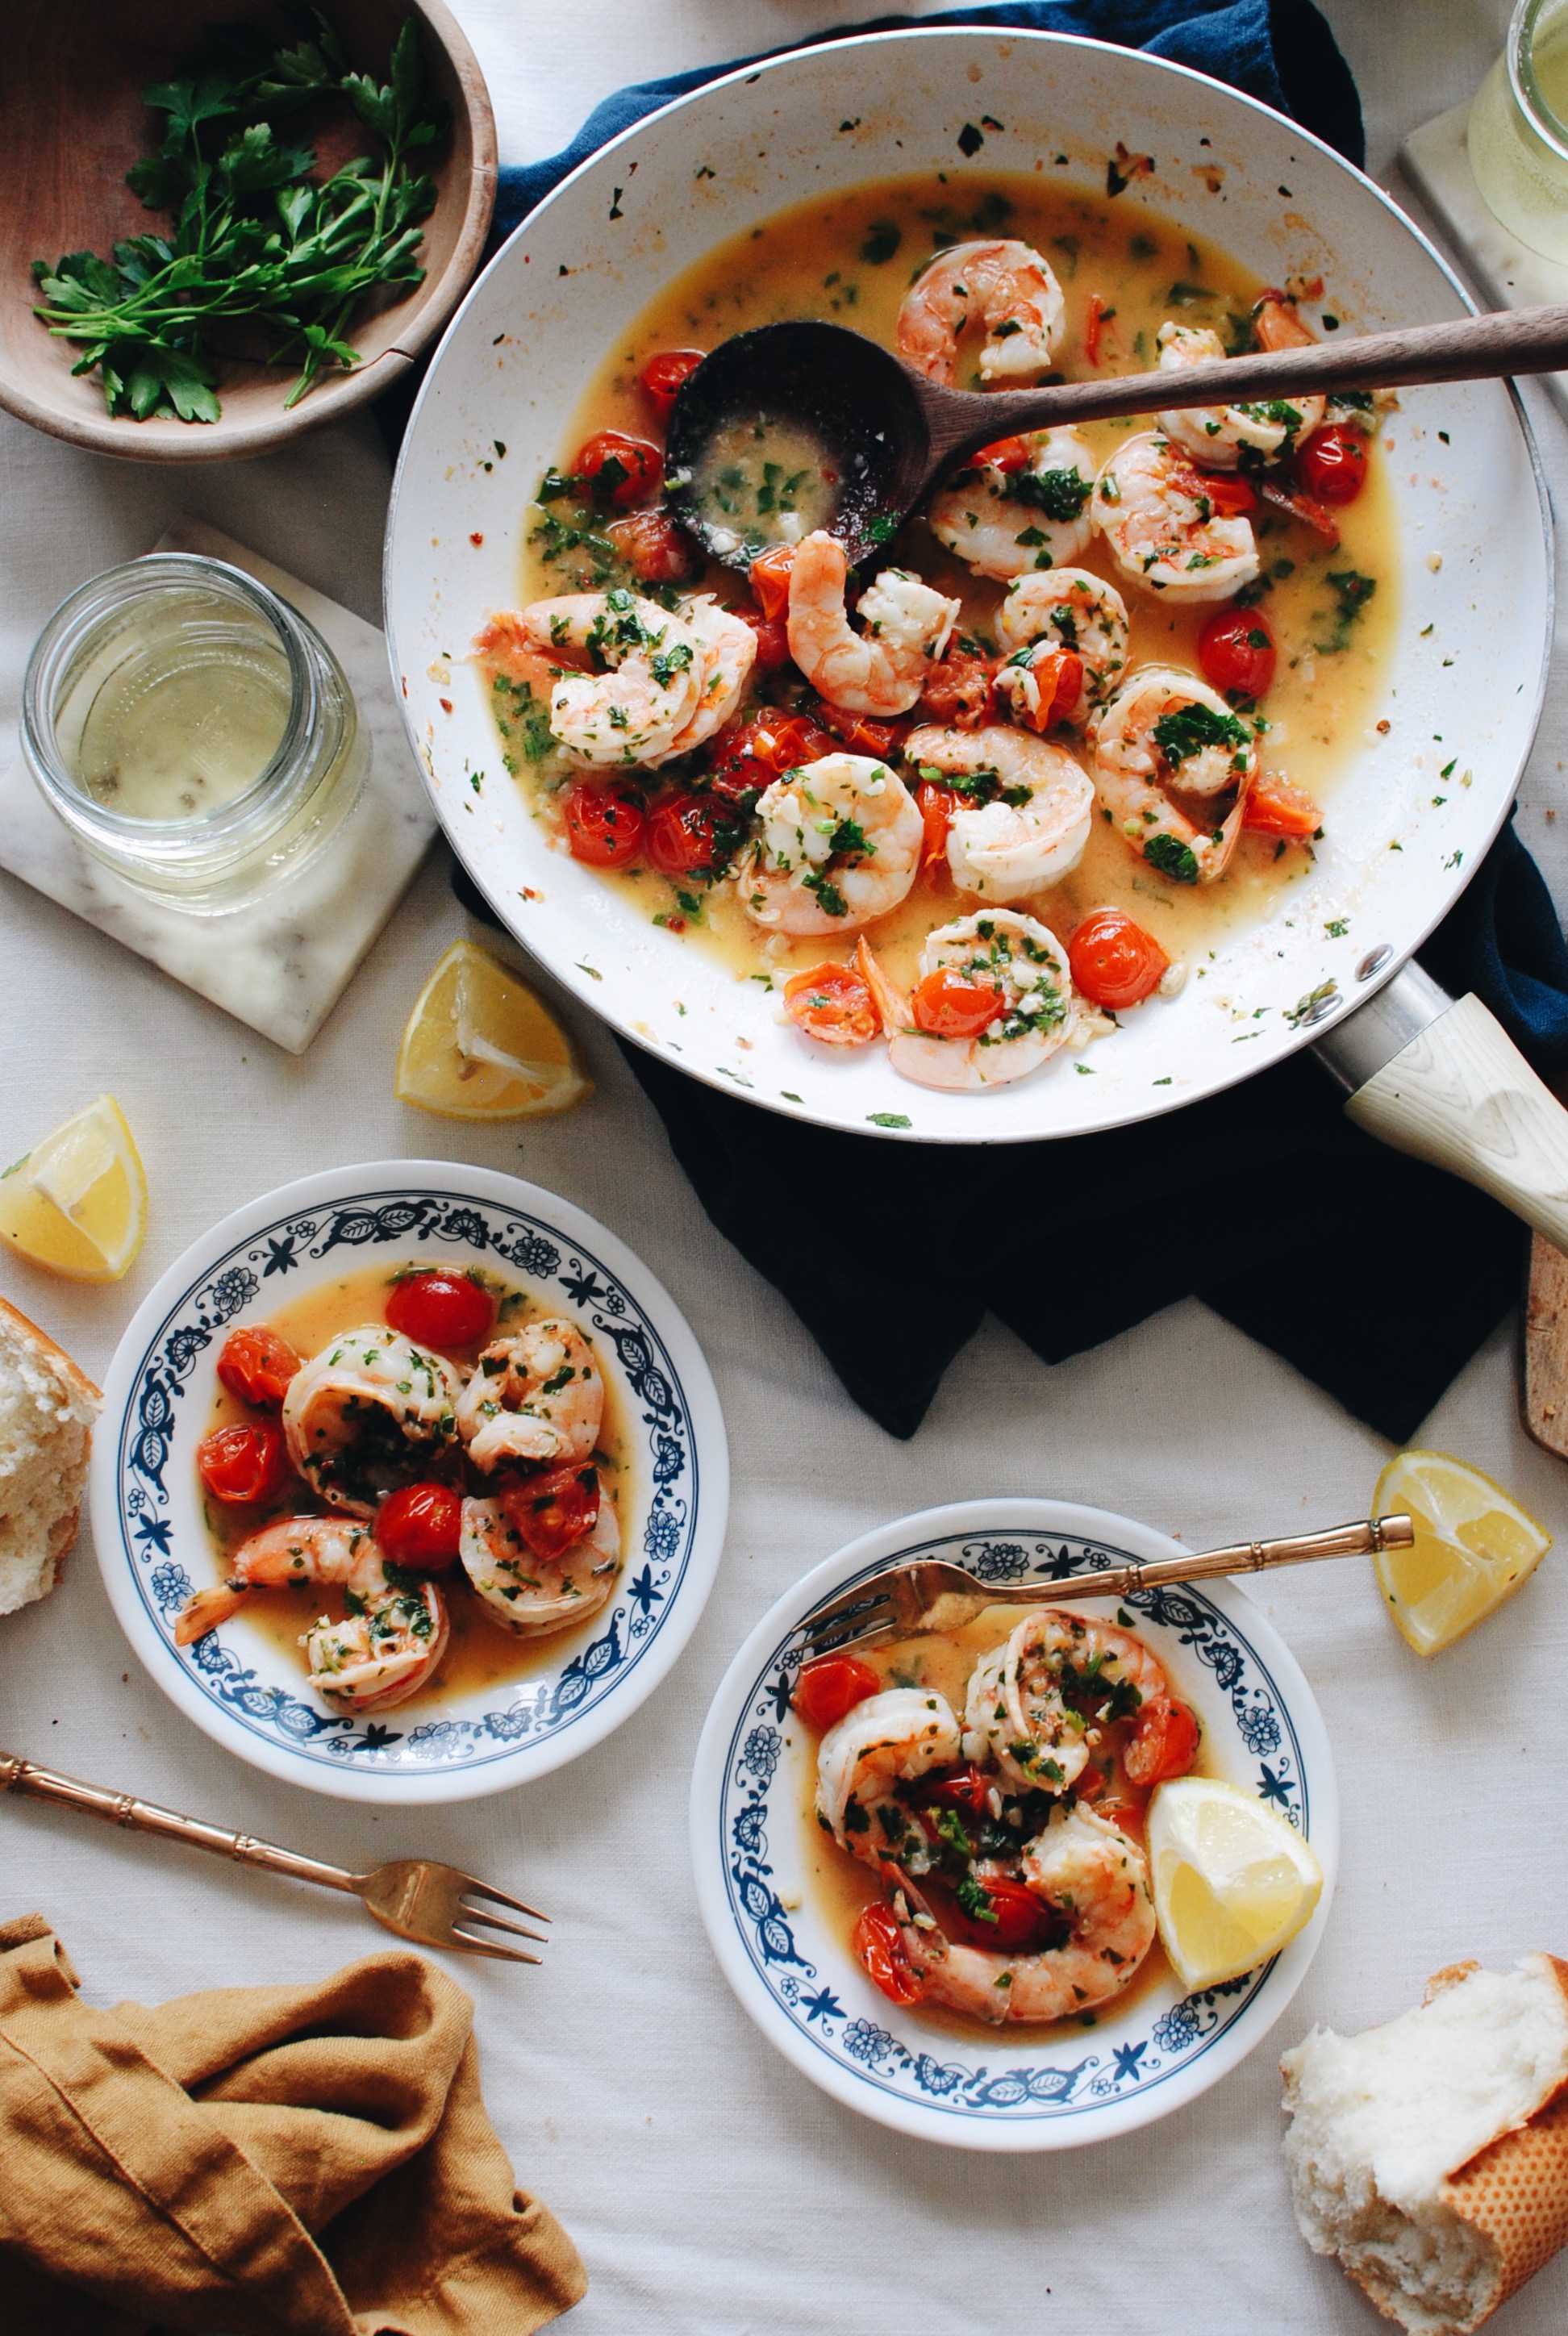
[1155, 320, 1323, 469]
[992, 568, 1130, 730]
[456, 1318, 603, 1474]
[644, 594, 757, 764]
[282, 1328, 461, 1518]
[890, 1804, 1157, 2025]
[1092, 432, 1259, 602]
[503, 590, 703, 765]
[298, 1579, 449, 1712]
[740, 752, 923, 936]
[905, 724, 1094, 899]
[786, 532, 959, 715]
[898, 240, 1065, 385]
[815, 1687, 962, 1856]
[962, 1607, 1169, 1793]
[926, 428, 1095, 580]
[1092, 664, 1257, 884]
[858, 910, 1082, 1092]
[460, 1483, 621, 1637]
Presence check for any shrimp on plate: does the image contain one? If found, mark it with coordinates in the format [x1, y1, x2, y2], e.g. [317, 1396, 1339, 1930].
[905, 724, 1095, 899]
[173, 1516, 448, 1711]
[740, 751, 923, 936]
[991, 568, 1130, 732]
[1154, 320, 1323, 469]
[460, 1474, 622, 1637]
[455, 1318, 604, 1474]
[644, 594, 757, 763]
[815, 1687, 963, 1856]
[962, 1607, 1170, 1794]
[483, 590, 704, 765]
[1091, 663, 1257, 884]
[1092, 432, 1259, 602]
[897, 240, 1066, 385]
[281, 1327, 462, 1517]
[857, 909, 1082, 1091]
[926, 427, 1095, 581]
[786, 532, 959, 716]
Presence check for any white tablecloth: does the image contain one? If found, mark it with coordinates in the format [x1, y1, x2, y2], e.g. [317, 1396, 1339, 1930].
[2, 4, 1566, 2328]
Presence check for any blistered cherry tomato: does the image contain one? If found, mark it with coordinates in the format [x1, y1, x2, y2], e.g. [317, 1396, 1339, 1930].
[216, 1325, 300, 1410]
[734, 608, 792, 674]
[1124, 1695, 1202, 1787]
[942, 1875, 1051, 1954]
[792, 1654, 882, 1732]
[915, 779, 954, 871]
[782, 963, 881, 1048]
[604, 509, 702, 584]
[564, 782, 646, 869]
[499, 1462, 601, 1562]
[1007, 645, 1084, 734]
[198, 1423, 286, 1505]
[811, 702, 908, 760]
[645, 790, 728, 876]
[376, 1483, 463, 1571]
[1297, 423, 1366, 505]
[912, 1763, 992, 1819]
[639, 347, 705, 419]
[919, 652, 994, 731]
[911, 969, 1004, 1040]
[748, 543, 798, 623]
[974, 433, 1032, 474]
[1198, 608, 1277, 703]
[386, 1270, 495, 1350]
[749, 711, 836, 773]
[1172, 458, 1256, 518]
[573, 430, 662, 507]
[853, 1902, 924, 2006]
[1244, 774, 1321, 839]
[1067, 908, 1170, 1011]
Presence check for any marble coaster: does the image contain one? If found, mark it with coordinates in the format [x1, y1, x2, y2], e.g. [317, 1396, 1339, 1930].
[1400, 99, 1568, 426]
[0, 518, 436, 1054]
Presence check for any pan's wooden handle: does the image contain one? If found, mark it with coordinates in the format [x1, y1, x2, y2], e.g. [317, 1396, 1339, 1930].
[1342, 995, 1568, 1249]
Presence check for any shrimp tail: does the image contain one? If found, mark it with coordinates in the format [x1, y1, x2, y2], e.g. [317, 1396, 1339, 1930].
[174, 1583, 248, 1645]
[855, 936, 908, 1032]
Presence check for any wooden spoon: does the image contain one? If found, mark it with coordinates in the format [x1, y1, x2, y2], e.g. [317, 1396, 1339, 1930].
[665, 305, 1568, 569]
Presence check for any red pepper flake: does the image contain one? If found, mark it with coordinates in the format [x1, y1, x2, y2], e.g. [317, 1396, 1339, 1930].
[439, 698, 453, 713]
[469, 532, 484, 546]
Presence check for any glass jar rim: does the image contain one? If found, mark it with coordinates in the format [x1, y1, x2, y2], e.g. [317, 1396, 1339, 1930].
[21, 552, 323, 846]
[1510, 0, 1568, 164]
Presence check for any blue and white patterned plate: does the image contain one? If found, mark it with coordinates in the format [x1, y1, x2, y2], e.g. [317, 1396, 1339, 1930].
[91, 1161, 728, 1804]
[690, 1499, 1336, 2150]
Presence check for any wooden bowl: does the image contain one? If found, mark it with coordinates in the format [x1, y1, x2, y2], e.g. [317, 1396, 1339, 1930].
[0, 0, 495, 461]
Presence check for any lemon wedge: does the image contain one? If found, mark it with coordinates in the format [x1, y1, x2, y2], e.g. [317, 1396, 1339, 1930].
[394, 940, 592, 1120]
[1148, 1775, 1323, 1992]
[1371, 1449, 1550, 1656]
[0, 1095, 147, 1283]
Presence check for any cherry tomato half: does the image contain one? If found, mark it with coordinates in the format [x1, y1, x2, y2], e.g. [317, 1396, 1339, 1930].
[1243, 774, 1322, 839]
[376, 1482, 463, 1572]
[572, 430, 662, 507]
[216, 1325, 300, 1410]
[748, 543, 798, 624]
[940, 1875, 1051, 1954]
[915, 779, 954, 871]
[198, 1422, 286, 1505]
[735, 608, 792, 674]
[811, 701, 908, 760]
[782, 963, 881, 1048]
[1123, 1695, 1202, 1787]
[792, 1654, 882, 1731]
[1198, 607, 1277, 703]
[911, 969, 1004, 1039]
[564, 782, 646, 869]
[498, 1462, 601, 1562]
[1067, 908, 1170, 1012]
[639, 347, 705, 419]
[1003, 644, 1084, 734]
[853, 1902, 924, 2006]
[644, 790, 729, 876]
[1171, 457, 1256, 518]
[604, 508, 702, 584]
[1296, 423, 1366, 506]
[920, 652, 994, 731]
[747, 711, 836, 774]
[911, 1763, 992, 1819]
[386, 1270, 495, 1351]
[974, 433, 1032, 474]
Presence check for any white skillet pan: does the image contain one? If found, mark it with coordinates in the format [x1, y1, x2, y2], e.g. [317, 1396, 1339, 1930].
[386, 27, 1568, 1247]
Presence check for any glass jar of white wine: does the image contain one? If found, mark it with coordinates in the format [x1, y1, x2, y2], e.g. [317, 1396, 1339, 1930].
[1470, 0, 1568, 262]
[22, 553, 367, 912]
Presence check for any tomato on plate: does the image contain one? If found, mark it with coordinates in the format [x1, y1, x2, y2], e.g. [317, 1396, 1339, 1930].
[911, 969, 1004, 1039]
[376, 1483, 463, 1571]
[1296, 423, 1366, 506]
[1244, 774, 1321, 839]
[920, 652, 994, 730]
[1198, 608, 1276, 702]
[573, 430, 661, 507]
[386, 1270, 495, 1350]
[1067, 907, 1170, 1011]
[1171, 458, 1256, 518]
[911, 1763, 991, 1819]
[198, 1423, 286, 1505]
[639, 347, 705, 419]
[216, 1325, 300, 1409]
[748, 711, 836, 774]
[604, 509, 702, 584]
[735, 608, 792, 673]
[564, 782, 646, 868]
[782, 963, 882, 1047]
[792, 1654, 882, 1730]
[941, 1875, 1051, 1954]
[500, 1463, 601, 1562]
[974, 433, 1032, 474]
[853, 1902, 924, 2006]
[811, 702, 907, 760]
[1009, 645, 1084, 733]
[915, 779, 954, 871]
[1124, 1695, 1202, 1787]
[644, 790, 729, 876]
[748, 543, 798, 623]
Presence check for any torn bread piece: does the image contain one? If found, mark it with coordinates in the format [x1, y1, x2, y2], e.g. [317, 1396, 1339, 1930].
[1282, 1954, 1568, 2335]
[0, 1295, 100, 1616]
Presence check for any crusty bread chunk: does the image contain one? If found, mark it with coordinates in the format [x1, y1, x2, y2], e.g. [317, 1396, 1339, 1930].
[1282, 1954, 1568, 2335]
[0, 1295, 100, 1616]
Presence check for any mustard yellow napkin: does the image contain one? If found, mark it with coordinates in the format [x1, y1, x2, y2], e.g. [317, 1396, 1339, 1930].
[0, 1913, 586, 2334]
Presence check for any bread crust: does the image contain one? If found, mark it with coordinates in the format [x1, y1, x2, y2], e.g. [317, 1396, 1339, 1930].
[1436, 1955, 1568, 2326]
[0, 1294, 101, 1411]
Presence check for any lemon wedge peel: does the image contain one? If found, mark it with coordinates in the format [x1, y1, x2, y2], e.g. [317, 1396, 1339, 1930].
[0, 1095, 147, 1283]
[1147, 1775, 1324, 1993]
[1372, 1450, 1551, 1658]
[394, 940, 592, 1121]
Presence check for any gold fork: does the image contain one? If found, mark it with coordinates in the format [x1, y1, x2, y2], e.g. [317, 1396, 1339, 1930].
[790, 1514, 1416, 1662]
[0, 1753, 548, 1966]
